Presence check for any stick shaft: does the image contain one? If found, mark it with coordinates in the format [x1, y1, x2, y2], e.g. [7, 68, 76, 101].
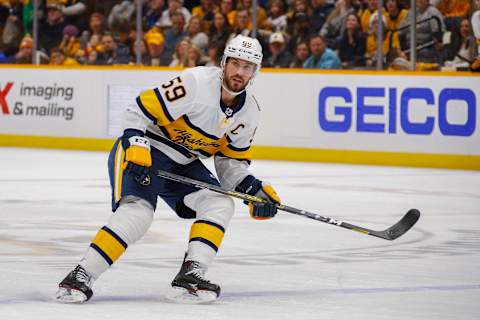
[156, 170, 419, 241]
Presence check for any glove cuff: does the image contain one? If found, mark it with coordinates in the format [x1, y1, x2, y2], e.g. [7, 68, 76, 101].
[121, 129, 145, 149]
[235, 175, 262, 196]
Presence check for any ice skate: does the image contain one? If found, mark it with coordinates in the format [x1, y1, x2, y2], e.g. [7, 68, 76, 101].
[166, 260, 220, 304]
[55, 265, 94, 303]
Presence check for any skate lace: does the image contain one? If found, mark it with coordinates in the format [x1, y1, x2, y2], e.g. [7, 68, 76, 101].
[73, 266, 91, 284]
[185, 262, 210, 283]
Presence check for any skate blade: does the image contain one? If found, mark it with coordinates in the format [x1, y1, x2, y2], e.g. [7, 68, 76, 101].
[165, 286, 218, 304]
[55, 287, 88, 303]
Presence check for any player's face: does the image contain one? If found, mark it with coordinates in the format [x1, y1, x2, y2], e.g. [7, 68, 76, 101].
[224, 58, 256, 92]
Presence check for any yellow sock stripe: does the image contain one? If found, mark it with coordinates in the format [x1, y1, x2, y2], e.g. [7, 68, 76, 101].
[113, 142, 125, 203]
[189, 220, 225, 252]
[90, 226, 128, 265]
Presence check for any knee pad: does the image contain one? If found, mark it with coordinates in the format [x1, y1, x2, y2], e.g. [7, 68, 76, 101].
[106, 196, 154, 245]
[183, 189, 235, 228]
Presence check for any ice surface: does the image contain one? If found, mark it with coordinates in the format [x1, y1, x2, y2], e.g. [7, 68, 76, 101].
[0, 148, 479, 319]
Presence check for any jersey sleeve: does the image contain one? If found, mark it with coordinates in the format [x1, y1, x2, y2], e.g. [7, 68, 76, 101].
[215, 126, 257, 189]
[216, 130, 255, 162]
[134, 70, 197, 126]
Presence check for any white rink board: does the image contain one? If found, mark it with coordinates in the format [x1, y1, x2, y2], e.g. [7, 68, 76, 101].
[253, 72, 480, 155]
[0, 67, 478, 155]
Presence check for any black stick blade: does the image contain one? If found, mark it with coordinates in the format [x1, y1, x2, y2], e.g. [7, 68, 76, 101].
[375, 209, 421, 240]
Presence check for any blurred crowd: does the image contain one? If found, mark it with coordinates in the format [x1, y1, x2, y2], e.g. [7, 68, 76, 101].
[0, 0, 479, 71]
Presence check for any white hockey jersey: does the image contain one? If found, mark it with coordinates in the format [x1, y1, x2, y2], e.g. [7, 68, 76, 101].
[123, 66, 261, 189]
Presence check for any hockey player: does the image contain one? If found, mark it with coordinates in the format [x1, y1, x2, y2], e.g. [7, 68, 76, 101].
[55, 34, 281, 304]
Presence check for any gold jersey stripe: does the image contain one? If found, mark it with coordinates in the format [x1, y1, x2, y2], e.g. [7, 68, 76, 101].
[189, 220, 225, 252]
[138, 89, 173, 126]
[113, 142, 125, 203]
[91, 227, 127, 264]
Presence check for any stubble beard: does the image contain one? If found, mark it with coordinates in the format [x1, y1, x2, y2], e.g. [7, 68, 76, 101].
[225, 75, 247, 93]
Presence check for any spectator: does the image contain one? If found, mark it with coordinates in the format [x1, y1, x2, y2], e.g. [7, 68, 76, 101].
[289, 41, 310, 68]
[1, 0, 24, 55]
[287, 12, 313, 53]
[169, 38, 190, 66]
[443, 18, 478, 70]
[62, 0, 88, 31]
[187, 16, 209, 53]
[79, 12, 107, 50]
[387, 48, 412, 69]
[436, 0, 470, 32]
[89, 1, 118, 18]
[287, 0, 312, 21]
[157, 0, 191, 29]
[160, 11, 187, 65]
[303, 35, 341, 69]
[360, 0, 378, 32]
[387, 47, 440, 70]
[96, 33, 131, 65]
[366, 12, 400, 67]
[49, 47, 79, 65]
[59, 24, 81, 58]
[144, 27, 164, 66]
[263, 32, 293, 68]
[208, 12, 232, 47]
[73, 48, 87, 65]
[265, 0, 288, 33]
[86, 45, 99, 64]
[21, 0, 33, 35]
[320, 0, 356, 46]
[310, 0, 334, 33]
[192, 0, 217, 20]
[334, 13, 366, 68]
[219, 0, 236, 27]
[129, 38, 151, 65]
[185, 43, 205, 67]
[204, 41, 224, 66]
[232, 8, 251, 36]
[0, 0, 8, 29]
[145, 0, 165, 29]
[108, 0, 135, 31]
[113, 20, 134, 57]
[385, 0, 408, 32]
[85, 34, 104, 57]
[238, 0, 268, 29]
[10, 34, 32, 64]
[39, 1, 68, 55]
[88, 12, 107, 36]
[400, 0, 445, 63]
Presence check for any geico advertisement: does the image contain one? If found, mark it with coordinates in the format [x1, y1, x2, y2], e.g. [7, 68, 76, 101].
[255, 73, 480, 155]
[0, 69, 103, 137]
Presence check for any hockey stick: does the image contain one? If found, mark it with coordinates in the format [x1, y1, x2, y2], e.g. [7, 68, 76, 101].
[156, 170, 420, 241]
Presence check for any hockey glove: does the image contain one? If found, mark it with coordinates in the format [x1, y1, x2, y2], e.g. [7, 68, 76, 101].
[121, 129, 152, 185]
[235, 175, 281, 220]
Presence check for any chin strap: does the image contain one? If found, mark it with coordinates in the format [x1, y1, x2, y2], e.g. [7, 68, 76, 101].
[219, 66, 257, 96]
[220, 78, 246, 96]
